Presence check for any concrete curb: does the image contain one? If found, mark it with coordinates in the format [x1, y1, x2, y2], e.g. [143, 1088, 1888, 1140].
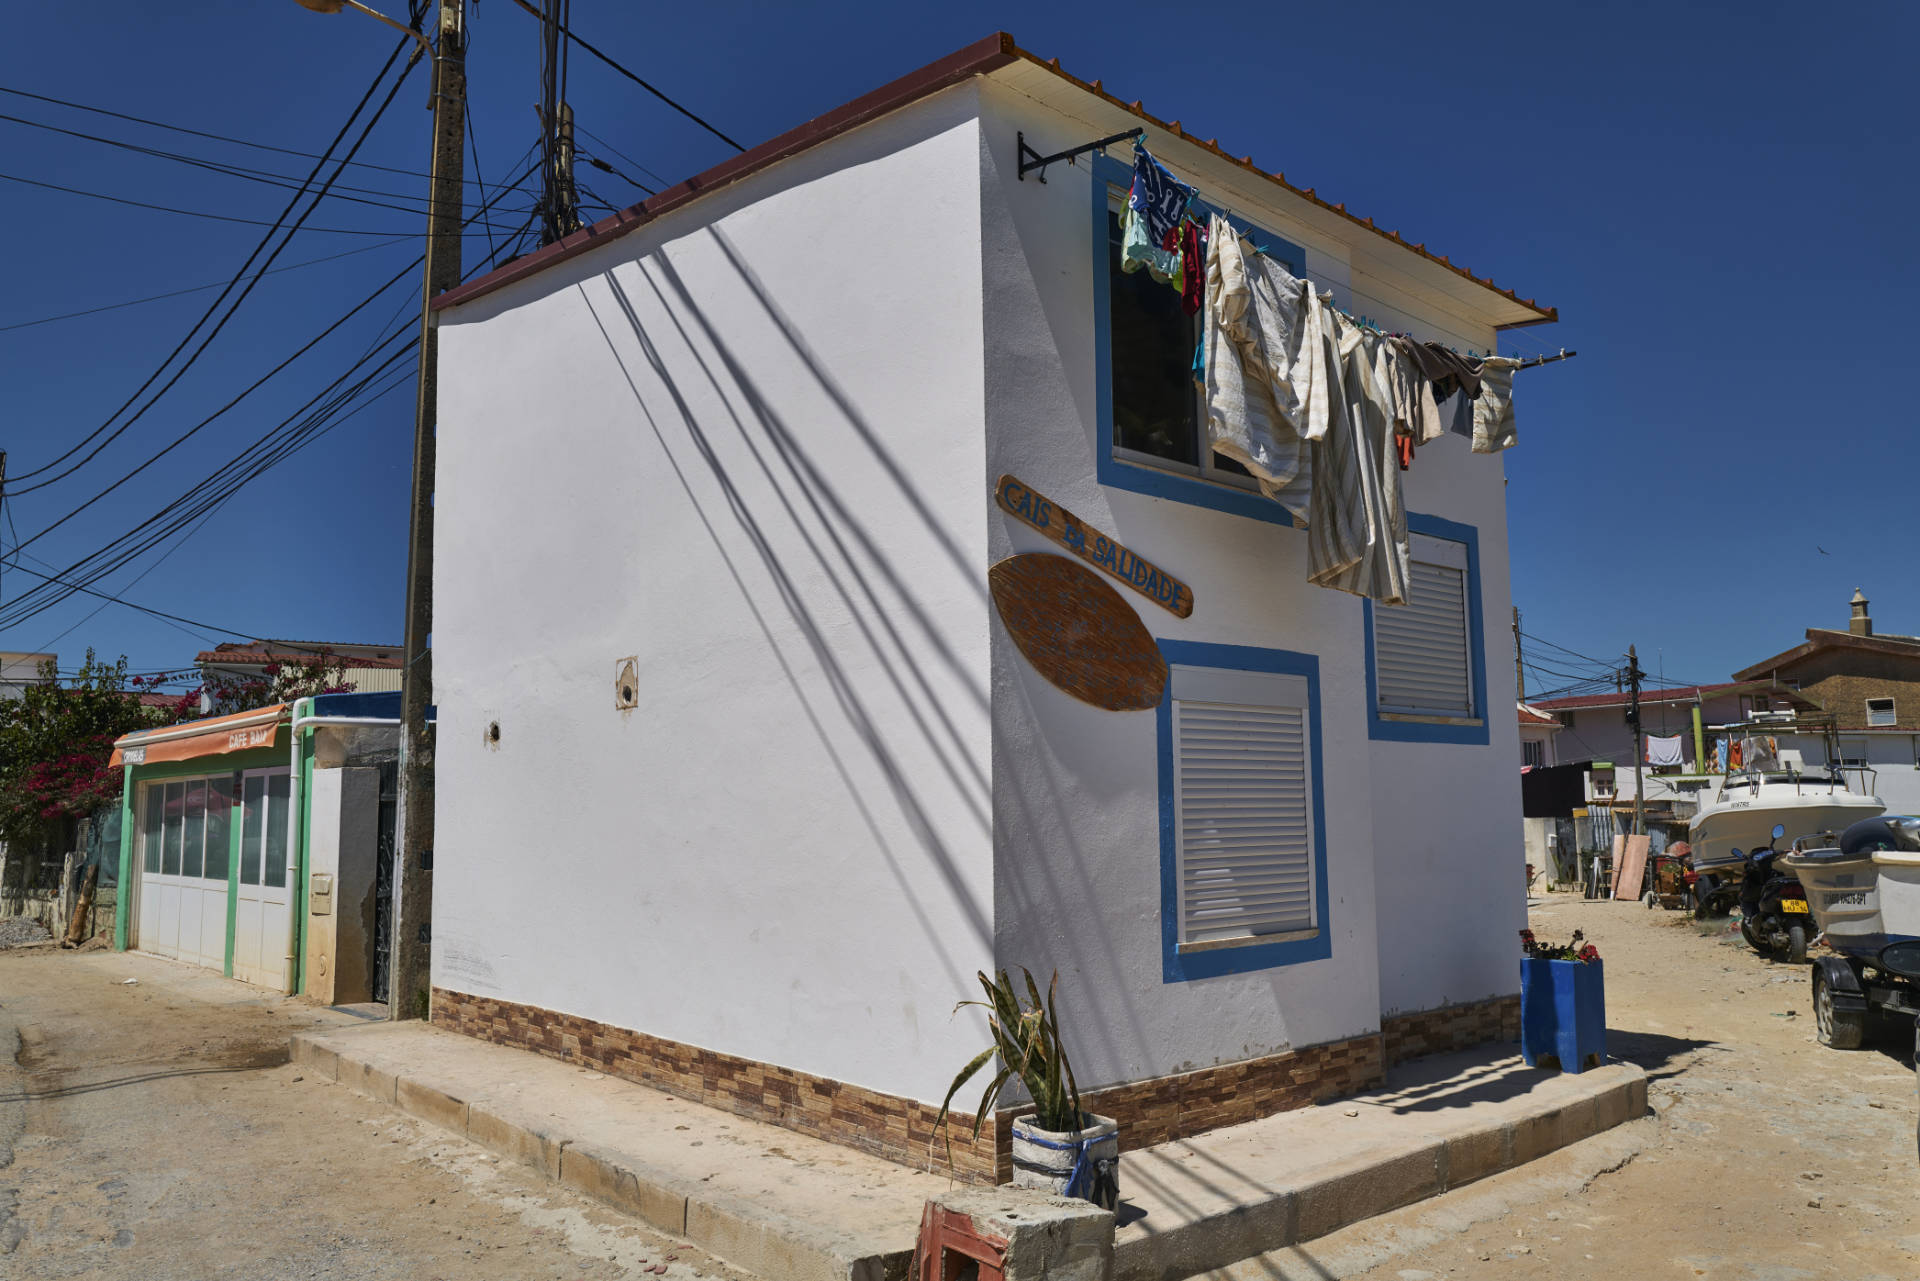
[1110, 1065, 1647, 1281]
[292, 1030, 1646, 1281]
[292, 1031, 912, 1281]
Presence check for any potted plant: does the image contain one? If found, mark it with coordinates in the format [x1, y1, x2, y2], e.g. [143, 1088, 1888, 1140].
[1518, 929, 1607, 1073]
[934, 968, 1119, 1210]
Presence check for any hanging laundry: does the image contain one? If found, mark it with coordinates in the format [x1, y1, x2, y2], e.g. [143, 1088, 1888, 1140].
[1373, 337, 1441, 446]
[1308, 318, 1409, 604]
[1646, 735, 1684, 767]
[1179, 219, 1206, 316]
[1118, 205, 1182, 286]
[1729, 738, 1744, 770]
[1714, 738, 1730, 773]
[1471, 355, 1521, 453]
[1388, 337, 1483, 441]
[1128, 146, 1194, 249]
[1201, 214, 1322, 519]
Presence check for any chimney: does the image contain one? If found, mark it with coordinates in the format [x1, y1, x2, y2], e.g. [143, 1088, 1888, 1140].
[1850, 588, 1873, 637]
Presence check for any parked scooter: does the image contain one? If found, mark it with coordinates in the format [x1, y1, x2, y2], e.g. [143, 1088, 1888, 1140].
[1737, 823, 1814, 963]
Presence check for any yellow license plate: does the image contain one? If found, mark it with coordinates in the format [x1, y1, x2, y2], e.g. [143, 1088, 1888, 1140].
[1780, 899, 1809, 914]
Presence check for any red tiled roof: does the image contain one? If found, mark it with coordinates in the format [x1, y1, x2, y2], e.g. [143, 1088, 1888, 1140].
[1518, 702, 1559, 726]
[1531, 683, 1737, 712]
[196, 651, 402, 670]
[435, 33, 1556, 327]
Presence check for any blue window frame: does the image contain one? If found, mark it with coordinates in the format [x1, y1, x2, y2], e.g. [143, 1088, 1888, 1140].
[1362, 512, 1489, 745]
[1091, 152, 1307, 526]
[1157, 638, 1331, 982]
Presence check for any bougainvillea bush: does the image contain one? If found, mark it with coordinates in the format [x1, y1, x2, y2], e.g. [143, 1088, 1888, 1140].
[0, 652, 193, 848]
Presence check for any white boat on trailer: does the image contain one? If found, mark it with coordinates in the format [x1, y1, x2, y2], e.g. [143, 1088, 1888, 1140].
[1687, 713, 1884, 874]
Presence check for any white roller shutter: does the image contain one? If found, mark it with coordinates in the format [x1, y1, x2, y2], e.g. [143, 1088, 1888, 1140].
[1171, 666, 1316, 945]
[1373, 533, 1473, 719]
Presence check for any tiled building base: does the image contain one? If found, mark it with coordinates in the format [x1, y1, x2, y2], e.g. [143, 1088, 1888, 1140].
[431, 987, 999, 1183]
[433, 987, 1520, 1186]
[1382, 994, 1522, 1067]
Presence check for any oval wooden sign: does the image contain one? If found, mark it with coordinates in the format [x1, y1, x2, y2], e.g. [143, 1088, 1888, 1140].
[990, 553, 1166, 712]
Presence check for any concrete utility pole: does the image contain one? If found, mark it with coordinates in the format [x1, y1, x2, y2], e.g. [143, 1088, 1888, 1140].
[392, 0, 466, 1020]
[1512, 606, 1524, 701]
[1625, 645, 1647, 838]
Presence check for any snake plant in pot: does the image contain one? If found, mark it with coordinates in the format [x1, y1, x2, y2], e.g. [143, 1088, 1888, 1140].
[934, 968, 1120, 1210]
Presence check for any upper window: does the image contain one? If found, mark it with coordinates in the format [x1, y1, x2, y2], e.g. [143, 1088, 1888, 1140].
[1867, 697, 1896, 727]
[1093, 155, 1306, 524]
[1522, 738, 1545, 768]
[1373, 533, 1474, 720]
[1106, 207, 1254, 488]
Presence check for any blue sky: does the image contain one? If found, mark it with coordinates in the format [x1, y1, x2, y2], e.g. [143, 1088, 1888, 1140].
[2, 2, 1914, 696]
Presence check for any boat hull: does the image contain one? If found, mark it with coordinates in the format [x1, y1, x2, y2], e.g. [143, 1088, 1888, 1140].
[1689, 795, 1885, 872]
[1779, 847, 1920, 961]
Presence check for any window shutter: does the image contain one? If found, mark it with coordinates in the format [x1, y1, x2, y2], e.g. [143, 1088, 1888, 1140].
[1173, 694, 1314, 944]
[1867, 698, 1896, 728]
[1374, 537, 1473, 718]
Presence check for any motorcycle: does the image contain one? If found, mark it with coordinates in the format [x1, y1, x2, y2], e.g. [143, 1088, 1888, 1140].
[1737, 823, 1814, 963]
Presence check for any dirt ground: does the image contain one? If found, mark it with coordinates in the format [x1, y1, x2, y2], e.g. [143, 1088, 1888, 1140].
[4, 901, 1918, 1281]
[1320, 892, 1920, 1281]
[0, 947, 755, 1281]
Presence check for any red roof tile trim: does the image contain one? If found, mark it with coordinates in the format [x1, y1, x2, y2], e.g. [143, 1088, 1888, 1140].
[433, 33, 1020, 313]
[1531, 683, 1737, 711]
[434, 33, 1556, 327]
[196, 651, 402, 670]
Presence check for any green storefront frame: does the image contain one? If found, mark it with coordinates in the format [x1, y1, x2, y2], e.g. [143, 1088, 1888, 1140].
[113, 729, 303, 986]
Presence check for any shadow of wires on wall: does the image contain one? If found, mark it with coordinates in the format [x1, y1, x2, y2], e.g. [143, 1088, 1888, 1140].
[573, 243, 993, 992]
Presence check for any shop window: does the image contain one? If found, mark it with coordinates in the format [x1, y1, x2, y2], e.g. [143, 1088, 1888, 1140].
[1867, 697, 1896, 727]
[1365, 519, 1487, 743]
[142, 774, 235, 883]
[1159, 641, 1329, 981]
[1094, 156, 1306, 524]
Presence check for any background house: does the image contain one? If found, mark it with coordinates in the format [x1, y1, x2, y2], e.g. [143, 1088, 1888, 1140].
[0, 651, 55, 700]
[1518, 701, 1563, 768]
[429, 33, 1548, 1182]
[195, 639, 404, 709]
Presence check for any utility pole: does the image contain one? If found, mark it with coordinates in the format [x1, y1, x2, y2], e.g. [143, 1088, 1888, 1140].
[1512, 606, 1524, 701]
[1625, 644, 1647, 839]
[392, 0, 466, 1021]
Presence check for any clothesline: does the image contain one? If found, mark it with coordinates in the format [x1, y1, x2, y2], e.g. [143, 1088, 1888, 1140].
[1115, 137, 1573, 368]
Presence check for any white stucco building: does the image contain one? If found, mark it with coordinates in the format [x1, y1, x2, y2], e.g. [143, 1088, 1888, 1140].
[427, 33, 1556, 1181]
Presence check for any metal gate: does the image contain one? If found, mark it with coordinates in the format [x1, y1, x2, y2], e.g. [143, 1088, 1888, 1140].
[371, 761, 398, 1004]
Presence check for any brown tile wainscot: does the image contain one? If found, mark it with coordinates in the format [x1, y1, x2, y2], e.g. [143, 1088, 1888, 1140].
[434, 988, 1518, 1184]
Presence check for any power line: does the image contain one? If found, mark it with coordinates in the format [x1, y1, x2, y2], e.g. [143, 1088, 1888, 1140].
[0, 236, 413, 334]
[0, 82, 506, 192]
[0, 219, 533, 638]
[576, 123, 671, 190]
[0, 171, 423, 236]
[502, 0, 745, 151]
[6, 37, 415, 488]
[0, 109, 529, 228]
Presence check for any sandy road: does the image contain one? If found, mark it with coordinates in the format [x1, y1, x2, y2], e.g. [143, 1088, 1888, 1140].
[0, 947, 753, 1281]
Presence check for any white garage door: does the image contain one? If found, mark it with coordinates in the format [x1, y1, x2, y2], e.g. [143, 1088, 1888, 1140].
[135, 774, 234, 972]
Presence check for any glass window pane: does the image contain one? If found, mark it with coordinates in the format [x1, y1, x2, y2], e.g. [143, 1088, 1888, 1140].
[241, 775, 266, 886]
[181, 782, 206, 879]
[263, 774, 291, 889]
[204, 774, 233, 882]
[143, 784, 163, 874]
[161, 782, 184, 876]
[1108, 208, 1199, 466]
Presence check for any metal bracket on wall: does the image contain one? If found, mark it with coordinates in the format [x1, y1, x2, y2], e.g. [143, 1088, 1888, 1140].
[1017, 127, 1145, 183]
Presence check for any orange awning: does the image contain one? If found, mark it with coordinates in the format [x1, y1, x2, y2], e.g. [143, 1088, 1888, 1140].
[110, 703, 289, 769]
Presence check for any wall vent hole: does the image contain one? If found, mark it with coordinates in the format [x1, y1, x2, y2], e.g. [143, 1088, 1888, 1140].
[487, 721, 501, 743]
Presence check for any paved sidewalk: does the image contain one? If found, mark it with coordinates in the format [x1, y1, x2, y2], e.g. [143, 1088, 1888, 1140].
[293, 1022, 1644, 1281]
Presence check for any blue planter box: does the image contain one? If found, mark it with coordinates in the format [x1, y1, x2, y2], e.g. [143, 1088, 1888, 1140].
[1520, 958, 1607, 1073]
